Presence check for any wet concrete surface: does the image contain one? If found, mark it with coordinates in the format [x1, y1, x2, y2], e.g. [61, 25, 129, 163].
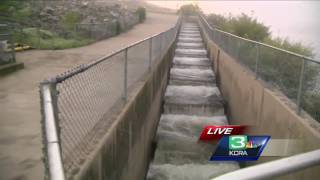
[147, 22, 239, 180]
[0, 12, 177, 180]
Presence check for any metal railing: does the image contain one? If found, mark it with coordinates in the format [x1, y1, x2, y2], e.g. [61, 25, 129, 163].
[213, 149, 320, 180]
[198, 14, 320, 123]
[13, 21, 126, 50]
[40, 16, 181, 179]
[198, 14, 320, 179]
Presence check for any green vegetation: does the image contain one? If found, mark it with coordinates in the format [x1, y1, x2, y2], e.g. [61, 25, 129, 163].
[208, 13, 270, 42]
[1, 1, 93, 49]
[178, 4, 201, 15]
[203, 8, 319, 122]
[303, 93, 320, 121]
[136, 7, 146, 23]
[14, 28, 93, 49]
[264, 37, 314, 57]
[115, 20, 121, 35]
[206, 12, 313, 56]
[0, 0, 30, 23]
[1, 1, 144, 50]
[61, 11, 81, 31]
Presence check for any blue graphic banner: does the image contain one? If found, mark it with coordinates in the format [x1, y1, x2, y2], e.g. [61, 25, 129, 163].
[211, 135, 270, 161]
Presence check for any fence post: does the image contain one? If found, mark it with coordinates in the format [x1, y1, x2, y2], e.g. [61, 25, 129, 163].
[40, 81, 65, 180]
[51, 25, 55, 50]
[123, 48, 128, 102]
[212, 29, 215, 42]
[254, 43, 260, 79]
[236, 40, 241, 61]
[297, 58, 306, 114]
[160, 33, 162, 59]
[37, 25, 41, 49]
[10, 24, 16, 63]
[149, 37, 152, 72]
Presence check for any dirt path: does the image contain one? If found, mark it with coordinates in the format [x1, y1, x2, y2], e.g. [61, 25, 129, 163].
[0, 12, 177, 180]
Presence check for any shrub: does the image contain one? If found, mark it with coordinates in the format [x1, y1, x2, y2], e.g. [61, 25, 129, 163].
[14, 27, 93, 49]
[206, 12, 319, 122]
[61, 11, 81, 31]
[207, 13, 269, 42]
[178, 4, 201, 16]
[136, 7, 146, 23]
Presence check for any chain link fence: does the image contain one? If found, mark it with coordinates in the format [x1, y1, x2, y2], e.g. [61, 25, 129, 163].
[12, 20, 134, 50]
[40, 17, 181, 179]
[199, 14, 320, 123]
[5, 0, 142, 51]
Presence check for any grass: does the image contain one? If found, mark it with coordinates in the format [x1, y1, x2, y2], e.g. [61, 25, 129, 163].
[14, 28, 94, 50]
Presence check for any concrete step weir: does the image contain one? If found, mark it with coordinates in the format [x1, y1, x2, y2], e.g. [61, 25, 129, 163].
[177, 42, 204, 49]
[163, 85, 225, 116]
[178, 37, 202, 43]
[180, 29, 200, 32]
[169, 68, 216, 86]
[173, 57, 210, 66]
[172, 57, 211, 70]
[179, 33, 201, 38]
[175, 49, 207, 57]
[147, 22, 239, 180]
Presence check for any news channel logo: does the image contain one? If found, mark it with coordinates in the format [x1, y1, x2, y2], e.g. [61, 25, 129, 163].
[211, 135, 270, 161]
[199, 126, 270, 161]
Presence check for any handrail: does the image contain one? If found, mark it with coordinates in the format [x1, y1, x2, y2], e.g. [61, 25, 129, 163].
[52, 19, 181, 83]
[40, 15, 181, 180]
[199, 14, 320, 64]
[213, 149, 320, 180]
[41, 83, 65, 180]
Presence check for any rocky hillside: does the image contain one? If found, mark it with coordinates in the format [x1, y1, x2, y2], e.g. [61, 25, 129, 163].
[38, 0, 141, 32]
[1, 0, 146, 49]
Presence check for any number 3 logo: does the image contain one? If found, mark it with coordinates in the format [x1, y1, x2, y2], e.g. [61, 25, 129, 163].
[229, 135, 247, 150]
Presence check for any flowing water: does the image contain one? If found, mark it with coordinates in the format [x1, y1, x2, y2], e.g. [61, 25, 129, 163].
[146, 21, 239, 180]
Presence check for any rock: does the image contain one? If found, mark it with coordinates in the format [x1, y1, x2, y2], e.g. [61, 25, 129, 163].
[8, 6, 16, 13]
[110, 10, 120, 18]
[47, 15, 59, 24]
[81, 16, 97, 24]
[44, 6, 55, 14]
[81, 1, 89, 8]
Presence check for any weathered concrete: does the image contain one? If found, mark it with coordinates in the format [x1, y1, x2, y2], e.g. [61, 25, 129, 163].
[169, 68, 216, 86]
[178, 37, 202, 43]
[177, 42, 204, 49]
[74, 38, 176, 180]
[0, 12, 177, 180]
[147, 22, 239, 180]
[0, 62, 24, 76]
[172, 57, 210, 69]
[201, 20, 320, 180]
[175, 49, 207, 57]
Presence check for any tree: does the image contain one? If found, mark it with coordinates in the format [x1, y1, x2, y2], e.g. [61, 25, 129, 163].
[178, 4, 201, 16]
[207, 13, 270, 42]
[135, 7, 146, 23]
[206, 12, 319, 122]
[207, 14, 228, 29]
[229, 13, 270, 42]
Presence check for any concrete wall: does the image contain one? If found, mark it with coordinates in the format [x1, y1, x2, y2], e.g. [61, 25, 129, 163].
[200, 24, 320, 179]
[73, 42, 175, 180]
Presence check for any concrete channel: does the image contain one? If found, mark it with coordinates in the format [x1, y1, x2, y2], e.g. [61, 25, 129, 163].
[146, 22, 239, 179]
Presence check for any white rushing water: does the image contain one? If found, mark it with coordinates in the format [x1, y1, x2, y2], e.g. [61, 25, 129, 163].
[147, 22, 239, 180]
[170, 68, 214, 81]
